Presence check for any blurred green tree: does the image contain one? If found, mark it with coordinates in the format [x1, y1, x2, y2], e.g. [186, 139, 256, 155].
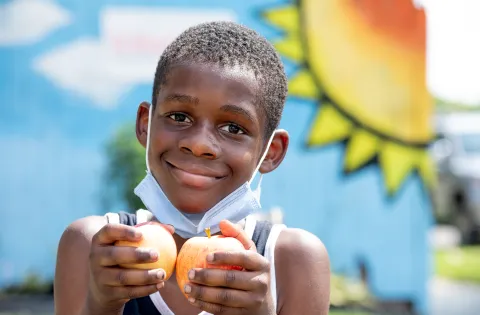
[103, 123, 146, 212]
[435, 97, 480, 112]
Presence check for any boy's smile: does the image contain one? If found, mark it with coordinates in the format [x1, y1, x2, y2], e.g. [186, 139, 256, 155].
[137, 63, 269, 213]
[164, 155, 228, 190]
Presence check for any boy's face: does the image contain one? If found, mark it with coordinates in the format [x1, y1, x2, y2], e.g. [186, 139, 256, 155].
[136, 63, 288, 213]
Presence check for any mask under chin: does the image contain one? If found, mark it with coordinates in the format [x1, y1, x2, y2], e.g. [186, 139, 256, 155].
[181, 211, 206, 225]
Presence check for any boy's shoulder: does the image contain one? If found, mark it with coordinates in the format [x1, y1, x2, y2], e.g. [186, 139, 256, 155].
[275, 227, 329, 275]
[273, 228, 330, 311]
[276, 228, 328, 259]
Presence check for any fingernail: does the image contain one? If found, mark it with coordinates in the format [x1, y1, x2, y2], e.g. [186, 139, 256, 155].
[131, 230, 142, 238]
[156, 282, 164, 290]
[206, 253, 214, 262]
[188, 297, 195, 303]
[184, 284, 191, 293]
[156, 271, 165, 279]
[150, 250, 158, 259]
[188, 270, 195, 280]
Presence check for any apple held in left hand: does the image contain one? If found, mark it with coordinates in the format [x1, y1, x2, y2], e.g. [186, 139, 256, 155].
[176, 220, 274, 315]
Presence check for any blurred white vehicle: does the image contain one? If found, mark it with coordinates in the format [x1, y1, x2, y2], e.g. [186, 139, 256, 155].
[431, 112, 480, 243]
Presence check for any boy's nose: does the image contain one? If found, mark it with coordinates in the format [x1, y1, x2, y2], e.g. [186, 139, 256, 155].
[178, 128, 219, 159]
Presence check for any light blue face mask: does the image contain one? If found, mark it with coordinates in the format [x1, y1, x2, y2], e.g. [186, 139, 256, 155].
[133, 105, 277, 238]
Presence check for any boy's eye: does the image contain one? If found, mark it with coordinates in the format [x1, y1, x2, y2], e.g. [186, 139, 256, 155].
[168, 113, 191, 123]
[220, 123, 245, 135]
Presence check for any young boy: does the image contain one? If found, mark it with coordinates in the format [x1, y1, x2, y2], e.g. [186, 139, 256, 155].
[54, 22, 330, 315]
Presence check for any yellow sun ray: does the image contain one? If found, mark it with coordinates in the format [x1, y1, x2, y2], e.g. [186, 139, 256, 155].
[379, 143, 424, 195]
[289, 69, 319, 98]
[307, 104, 352, 146]
[418, 151, 437, 188]
[344, 129, 380, 172]
[262, 6, 299, 33]
[263, 6, 304, 62]
[272, 35, 304, 62]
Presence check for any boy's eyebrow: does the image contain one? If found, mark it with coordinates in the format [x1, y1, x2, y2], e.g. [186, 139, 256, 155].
[164, 93, 199, 105]
[220, 104, 255, 123]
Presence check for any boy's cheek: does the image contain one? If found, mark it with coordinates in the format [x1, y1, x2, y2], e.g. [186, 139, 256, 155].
[242, 151, 253, 163]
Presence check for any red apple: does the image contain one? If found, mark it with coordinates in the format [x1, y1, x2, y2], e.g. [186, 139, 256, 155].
[176, 228, 244, 298]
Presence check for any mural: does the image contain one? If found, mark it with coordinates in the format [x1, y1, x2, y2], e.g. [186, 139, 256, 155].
[264, 0, 436, 195]
[0, 0, 434, 314]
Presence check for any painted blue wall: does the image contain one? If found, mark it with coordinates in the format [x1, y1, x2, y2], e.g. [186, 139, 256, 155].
[0, 0, 432, 313]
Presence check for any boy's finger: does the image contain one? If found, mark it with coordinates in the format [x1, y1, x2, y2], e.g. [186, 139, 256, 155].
[187, 268, 261, 291]
[185, 284, 255, 308]
[101, 268, 165, 287]
[219, 220, 256, 251]
[160, 223, 175, 235]
[93, 246, 158, 267]
[93, 224, 142, 245]
[208, 250, 269, 272]
[115, 284, 161, 301]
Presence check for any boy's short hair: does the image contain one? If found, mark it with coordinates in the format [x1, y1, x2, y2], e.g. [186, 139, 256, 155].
[152, 21, 288, 137]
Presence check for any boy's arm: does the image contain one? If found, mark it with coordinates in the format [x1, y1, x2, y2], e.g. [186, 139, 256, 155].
[54, 216, 107, 315]
[275, 228, 330, 315]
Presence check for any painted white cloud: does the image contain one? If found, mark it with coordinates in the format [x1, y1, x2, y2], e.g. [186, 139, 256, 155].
[0, 0, 71, 46]
[33, 7, 236, 109]
[33, 38, 133, 108]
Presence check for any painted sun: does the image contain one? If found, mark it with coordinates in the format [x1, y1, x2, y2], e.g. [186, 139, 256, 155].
[264, 0, 436, 195]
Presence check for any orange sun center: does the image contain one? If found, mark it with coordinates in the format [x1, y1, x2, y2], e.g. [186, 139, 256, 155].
[349, 0, 426, 52]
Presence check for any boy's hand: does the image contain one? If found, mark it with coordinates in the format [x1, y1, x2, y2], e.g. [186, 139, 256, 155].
[85, 223, 173, 313]
[184, 220, 275, 315]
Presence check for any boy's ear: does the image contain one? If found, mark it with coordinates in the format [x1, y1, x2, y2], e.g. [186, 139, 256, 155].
[136, 102, 151, 149]
[259, 130, 289, 174]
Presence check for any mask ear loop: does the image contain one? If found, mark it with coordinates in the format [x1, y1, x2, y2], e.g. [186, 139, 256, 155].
[145, 105, 154, 173]
[248, 129, 284, 185]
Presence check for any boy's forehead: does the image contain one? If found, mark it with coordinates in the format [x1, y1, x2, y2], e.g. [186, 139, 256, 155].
[160, 63, 262, 110]
[165, 63, 259, 92]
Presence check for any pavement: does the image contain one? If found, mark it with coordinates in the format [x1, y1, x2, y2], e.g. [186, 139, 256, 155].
[0, 294, 54, 315]
[429, 278, 480, 315]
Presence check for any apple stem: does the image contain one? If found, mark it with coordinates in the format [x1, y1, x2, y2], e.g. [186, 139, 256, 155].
[205, 227, 211, 239]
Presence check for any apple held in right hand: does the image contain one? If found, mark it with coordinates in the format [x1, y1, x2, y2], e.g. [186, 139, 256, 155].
[176, 228, 244, 298]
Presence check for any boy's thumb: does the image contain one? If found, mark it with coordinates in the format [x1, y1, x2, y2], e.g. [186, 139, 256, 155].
[219, 220, 256, 251]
